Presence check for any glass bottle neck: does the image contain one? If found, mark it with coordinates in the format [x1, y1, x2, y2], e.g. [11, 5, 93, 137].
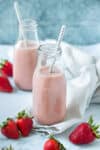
[36, 43, 62, 69]
[39, 43, 62, 59]
[18, 19, 39, 44]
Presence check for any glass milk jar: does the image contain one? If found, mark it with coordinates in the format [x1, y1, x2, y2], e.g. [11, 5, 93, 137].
[32, 43, 67, 125]
[13, 19, 39, 90]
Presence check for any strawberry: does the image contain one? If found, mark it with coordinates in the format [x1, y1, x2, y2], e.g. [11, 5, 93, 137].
[0, 118, 19, 139]
[69, 116, 100, 144]
[43, 135, 66, 150]
[0, 72, 13, 93]
[16, 110, 33, 137]
[0, 59, 13, 77]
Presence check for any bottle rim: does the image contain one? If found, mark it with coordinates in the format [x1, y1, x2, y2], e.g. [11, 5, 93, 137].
[19, 19, 37, 31]
[38, 42, 62, 58]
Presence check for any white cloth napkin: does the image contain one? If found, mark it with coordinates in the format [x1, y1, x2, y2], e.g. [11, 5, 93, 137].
[33, 40, 100, 135]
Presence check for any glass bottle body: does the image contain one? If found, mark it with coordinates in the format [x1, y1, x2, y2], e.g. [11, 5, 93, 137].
[32, 43, 67, 125]
[13, 19, 39, 90]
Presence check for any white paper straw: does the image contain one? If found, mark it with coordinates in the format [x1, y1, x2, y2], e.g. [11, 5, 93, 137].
[56, 25, 66, 50]
[50, 25, 66, 73]
[14, 1, 27, 45]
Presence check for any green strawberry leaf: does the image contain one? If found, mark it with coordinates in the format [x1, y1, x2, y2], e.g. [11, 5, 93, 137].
[1, 145, 14, 150]
[88, 116, 100, 139]
[88, 116, 94, 125]
[17, 110, 31, 119]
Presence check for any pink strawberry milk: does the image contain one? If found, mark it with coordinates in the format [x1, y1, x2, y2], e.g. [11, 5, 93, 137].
[13, 19, 39, 90]
[32, 43, 67, 125]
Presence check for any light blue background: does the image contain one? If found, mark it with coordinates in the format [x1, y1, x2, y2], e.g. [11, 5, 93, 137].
[0, 0, 100, 45]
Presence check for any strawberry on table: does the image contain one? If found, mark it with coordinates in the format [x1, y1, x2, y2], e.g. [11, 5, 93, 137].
[16, 110, 33, 137]
[0, 72, 13, 93]
[0, 118, 19, 139]
[43, 135, 66, 150]
[0, 59, 13, 77]
[69, 116, 100, 145]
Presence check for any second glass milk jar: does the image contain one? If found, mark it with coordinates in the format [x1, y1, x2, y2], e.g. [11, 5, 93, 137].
[32, 43, 67, 125]
[13, 19, 39, 90]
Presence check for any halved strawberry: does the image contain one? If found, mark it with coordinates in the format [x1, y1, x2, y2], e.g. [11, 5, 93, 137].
[0, 59, 13, 77]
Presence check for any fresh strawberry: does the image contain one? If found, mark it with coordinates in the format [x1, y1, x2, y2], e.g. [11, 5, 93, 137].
[16, 110, 33, 137]
[43, 135, 66, 150]
[69, 116, 100, 144]
[0, 72, 13, 93]
[0, 118, 19, 139]
[0, 59, 13, 77]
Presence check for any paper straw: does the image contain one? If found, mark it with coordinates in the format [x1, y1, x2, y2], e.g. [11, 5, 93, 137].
[14, 1, 27, 45]
[56, 25, 66, 51]
[50, 25, 66, 73]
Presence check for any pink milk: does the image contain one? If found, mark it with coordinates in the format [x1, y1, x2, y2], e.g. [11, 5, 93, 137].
[32, 66, 66, 125]
[13, 40, 38, 90]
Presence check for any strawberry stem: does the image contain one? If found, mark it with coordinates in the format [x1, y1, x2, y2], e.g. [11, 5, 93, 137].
[88, 116, 100, 139]
[0, 121, 8, 128]
[0, 59, 7, 64]
[0, 118, 13, 128]
[0, 63, 3, 68]
[88, 116, 93, 125]
[17, 110, 32, 119]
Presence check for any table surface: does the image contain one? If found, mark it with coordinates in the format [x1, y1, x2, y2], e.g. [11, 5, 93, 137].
[0, 44, 100, 149]
[0, 101, 100, 150]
